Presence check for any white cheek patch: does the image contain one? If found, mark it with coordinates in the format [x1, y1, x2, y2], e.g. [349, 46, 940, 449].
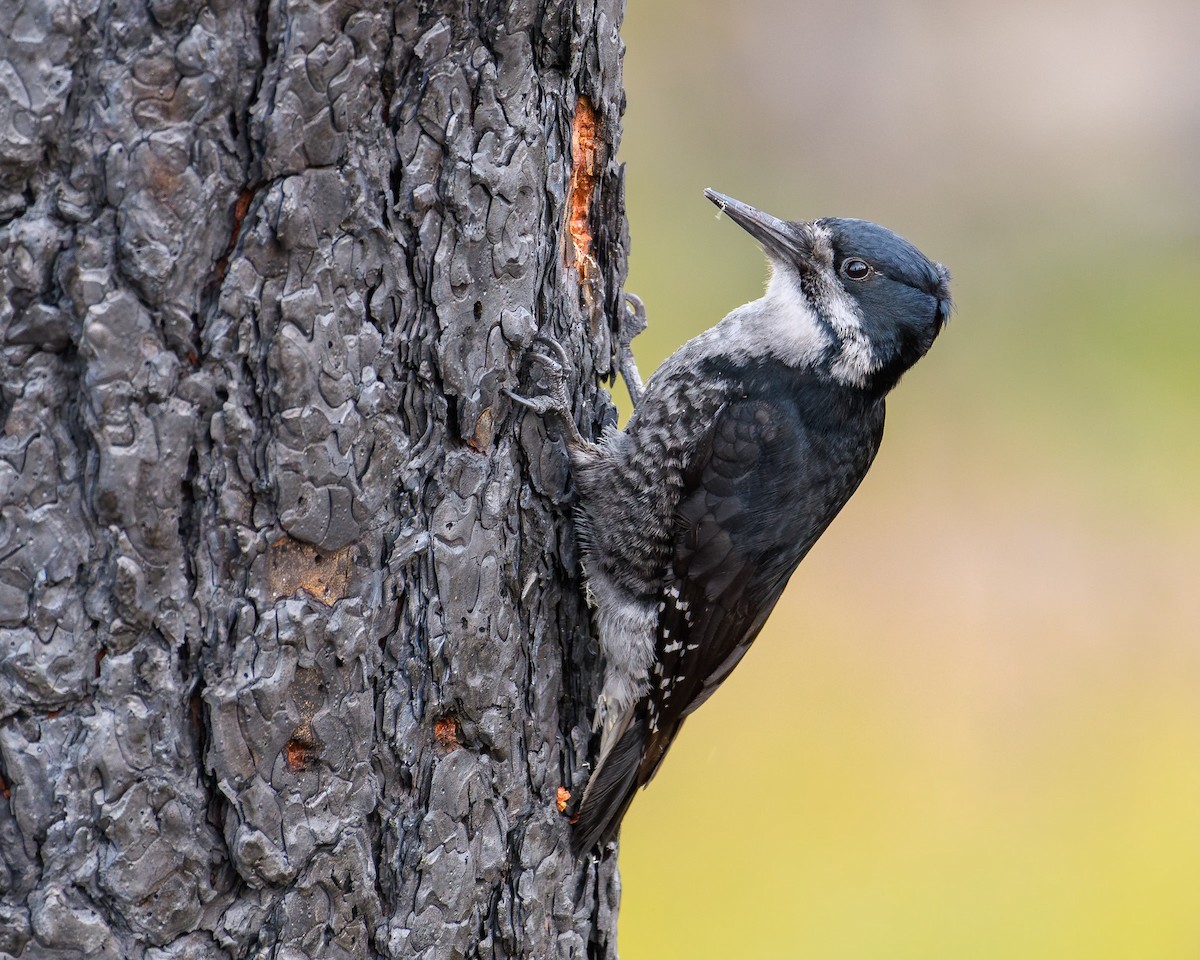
[826, 289, 877, 387]
[758, 262, 878, 386]
[806, 223, 879, 388]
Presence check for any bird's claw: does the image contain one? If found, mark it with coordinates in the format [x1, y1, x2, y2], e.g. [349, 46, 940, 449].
[526, 336, 572, 406]
[507, 335, 585, 447]
[619, 293, 646, 408]
[622, 293, 648, 342]
[503, 388, 564, 419]
[532, 334, 571, 370]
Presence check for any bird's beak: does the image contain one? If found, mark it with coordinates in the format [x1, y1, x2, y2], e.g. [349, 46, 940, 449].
[704, 189, 813, 265]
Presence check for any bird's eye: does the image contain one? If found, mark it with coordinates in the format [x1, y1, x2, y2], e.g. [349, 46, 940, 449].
[841, 258, 872, 281]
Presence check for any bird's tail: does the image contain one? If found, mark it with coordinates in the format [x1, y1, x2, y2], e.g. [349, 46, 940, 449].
[571, 713, 649, 856]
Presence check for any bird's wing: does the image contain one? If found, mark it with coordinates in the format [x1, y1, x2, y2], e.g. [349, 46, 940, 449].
[573, 396, 816, 853]
[637, 396, 802, 781]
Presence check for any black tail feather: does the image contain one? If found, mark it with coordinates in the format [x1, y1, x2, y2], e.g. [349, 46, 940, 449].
[571, 715, 649, 856]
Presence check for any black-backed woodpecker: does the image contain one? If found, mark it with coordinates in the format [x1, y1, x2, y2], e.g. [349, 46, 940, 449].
[511, 189, 953, 856]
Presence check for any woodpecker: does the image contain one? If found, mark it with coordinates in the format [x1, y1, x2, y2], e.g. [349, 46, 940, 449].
[510, 189, 952, 856]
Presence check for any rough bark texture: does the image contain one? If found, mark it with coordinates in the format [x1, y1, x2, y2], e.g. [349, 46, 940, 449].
[0, 1, 631, 957]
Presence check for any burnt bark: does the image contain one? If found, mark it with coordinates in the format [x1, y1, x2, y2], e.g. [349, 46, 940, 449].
[0, 1, 631, 957]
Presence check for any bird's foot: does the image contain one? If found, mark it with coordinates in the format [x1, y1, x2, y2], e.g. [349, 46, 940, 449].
[618, 292, 647, 409]
[506, 336, 586, 448]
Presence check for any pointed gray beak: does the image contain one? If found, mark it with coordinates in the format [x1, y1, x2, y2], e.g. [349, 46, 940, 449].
[704, 189, 814, 265]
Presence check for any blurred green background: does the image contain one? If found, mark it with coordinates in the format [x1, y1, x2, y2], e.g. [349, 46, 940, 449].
[614, 2, 1200, 957]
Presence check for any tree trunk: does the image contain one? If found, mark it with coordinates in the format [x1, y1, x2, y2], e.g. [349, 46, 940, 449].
[0, 1, 630, 957]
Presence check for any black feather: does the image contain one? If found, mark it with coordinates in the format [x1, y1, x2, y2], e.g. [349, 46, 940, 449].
[572, 373, 885, 854]
[571, 715, 649, 855]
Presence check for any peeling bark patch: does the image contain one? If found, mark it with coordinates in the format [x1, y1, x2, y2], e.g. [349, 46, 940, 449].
[267, 535, 353, 605]
[567, 95, 599, 278]
[0, 770, 10, 801]
[285, 726, 320, 771]
[213, 186, 257, 285]
[434, 714, 461, 752]
[466, 407, 495, 452]
[556, 786, 571, 813]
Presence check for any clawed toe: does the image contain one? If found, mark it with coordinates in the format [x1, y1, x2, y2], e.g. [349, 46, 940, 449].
[504, 387, 553, 414]
[622, 293, 647, 340]
[532, 335, 571, 369]
[617, 294, 646, 408]
[504, 388, 572, 425]
[522, 335, 574, 397]
[507, 337, 586, 448]
[527, 338, 573, 393]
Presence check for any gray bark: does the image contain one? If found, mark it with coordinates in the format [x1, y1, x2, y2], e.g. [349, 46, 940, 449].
[0, 1, 631, 957]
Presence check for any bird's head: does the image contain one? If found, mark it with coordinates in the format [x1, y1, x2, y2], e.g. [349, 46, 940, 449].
[705, 189, 952, 395]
